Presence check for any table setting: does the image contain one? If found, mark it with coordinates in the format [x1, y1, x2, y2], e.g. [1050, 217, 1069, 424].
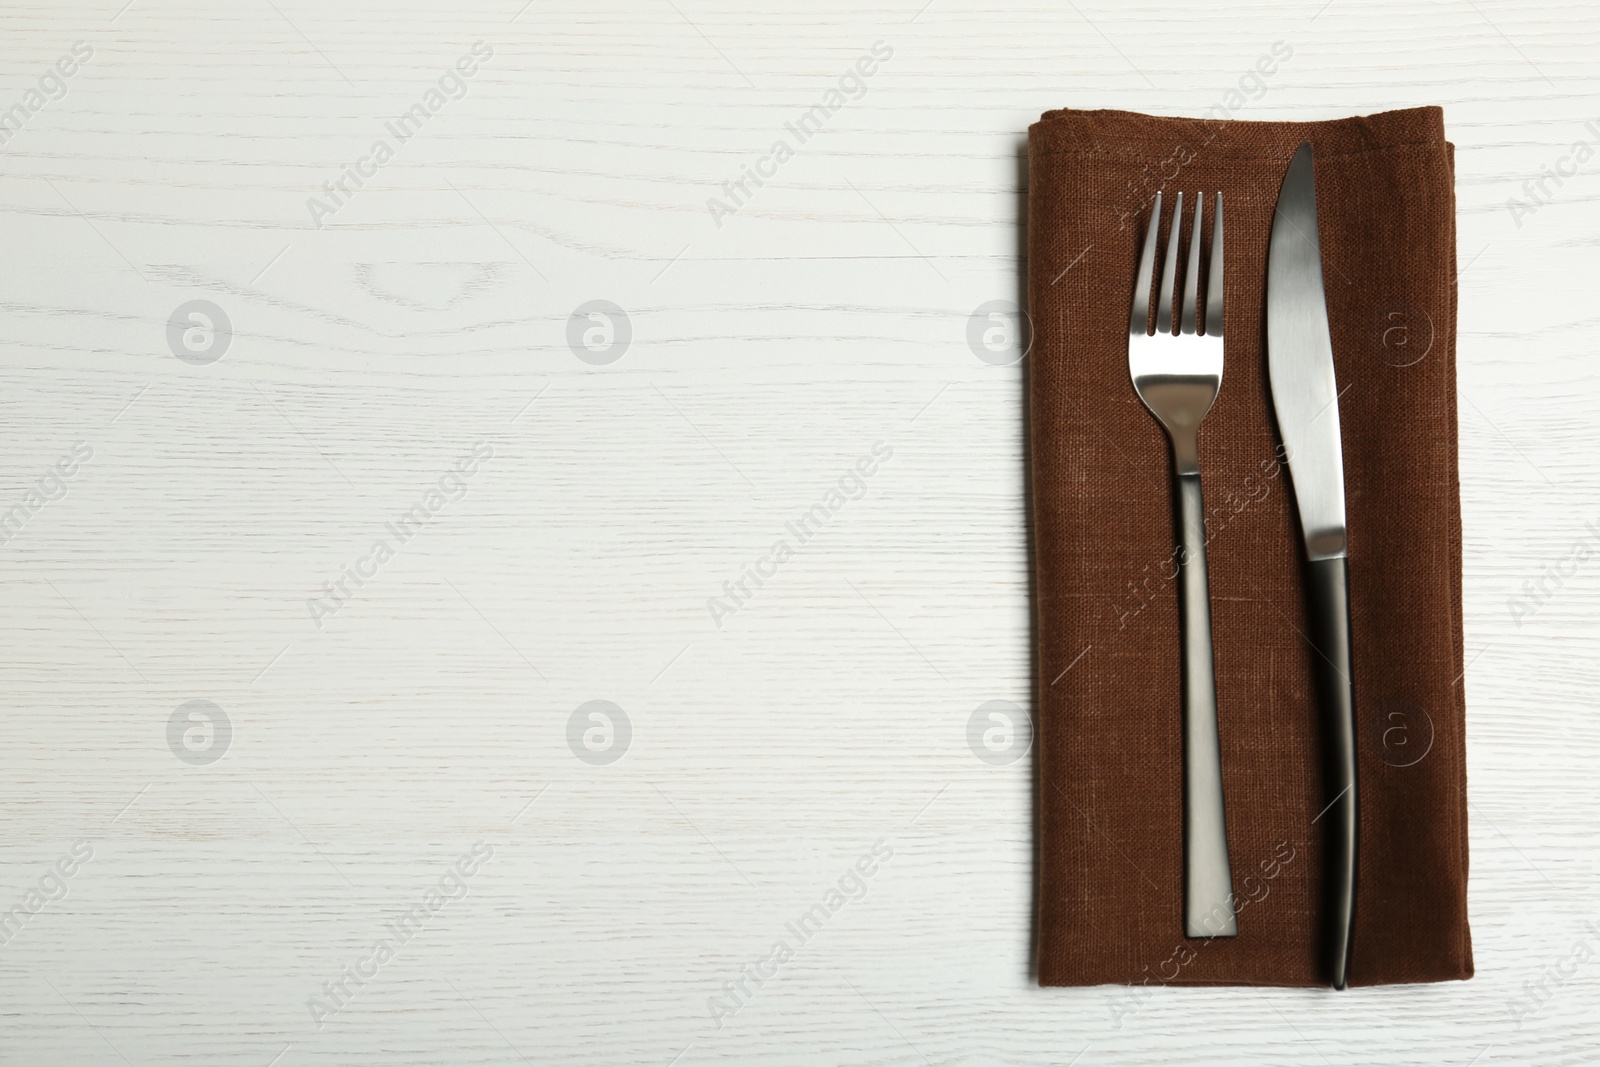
[7, 3, 1597, 1063]
[1029, 106, 1470, 989]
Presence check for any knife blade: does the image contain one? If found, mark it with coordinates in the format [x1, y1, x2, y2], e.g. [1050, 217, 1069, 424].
[1266, 141, 1358, 991]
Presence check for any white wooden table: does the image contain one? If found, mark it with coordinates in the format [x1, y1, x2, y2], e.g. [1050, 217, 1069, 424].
[2, 1, 1596, 1063]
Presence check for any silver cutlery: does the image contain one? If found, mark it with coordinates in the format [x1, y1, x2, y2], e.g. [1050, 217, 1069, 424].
[1128, 190, 1237, 939]
[1267, 141, 1358, 989]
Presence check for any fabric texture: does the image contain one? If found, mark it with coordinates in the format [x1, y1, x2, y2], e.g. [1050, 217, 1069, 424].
[1028, 106, 1471, 987]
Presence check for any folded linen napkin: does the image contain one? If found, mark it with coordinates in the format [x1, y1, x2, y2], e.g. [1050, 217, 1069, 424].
[1028, 106, 1471, 987]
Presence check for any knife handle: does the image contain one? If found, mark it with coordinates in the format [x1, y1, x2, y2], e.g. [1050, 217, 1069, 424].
[1175, 472, 1237, 938]
[1307, 556, 1358, 989]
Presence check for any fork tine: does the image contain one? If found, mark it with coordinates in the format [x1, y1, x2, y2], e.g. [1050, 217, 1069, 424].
[1155, 191, 1182, 335]
[1129, 191, 1161, 335]
[1205, 192, 1224, 337]
[1181, 192, 1202, 335]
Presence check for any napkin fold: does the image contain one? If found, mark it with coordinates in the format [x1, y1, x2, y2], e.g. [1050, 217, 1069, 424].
[1028, 106, 1471, 987]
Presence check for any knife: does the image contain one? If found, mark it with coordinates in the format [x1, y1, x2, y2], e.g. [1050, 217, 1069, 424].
[1266, 141, 1358, 991]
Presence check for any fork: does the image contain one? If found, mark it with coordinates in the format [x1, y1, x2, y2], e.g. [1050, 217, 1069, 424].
[1128, 191, 1237, 938]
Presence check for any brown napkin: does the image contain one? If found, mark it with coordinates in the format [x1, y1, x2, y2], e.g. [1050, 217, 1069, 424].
[1028, 106, 1471, 987]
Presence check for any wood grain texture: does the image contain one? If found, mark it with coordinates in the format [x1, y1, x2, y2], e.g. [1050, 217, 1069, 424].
[0, 0, 1596, 1063]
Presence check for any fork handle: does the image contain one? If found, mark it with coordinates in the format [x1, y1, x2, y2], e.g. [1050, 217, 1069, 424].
[1175, 471, 1237, 938]
[1307, 556, 1358, 988]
